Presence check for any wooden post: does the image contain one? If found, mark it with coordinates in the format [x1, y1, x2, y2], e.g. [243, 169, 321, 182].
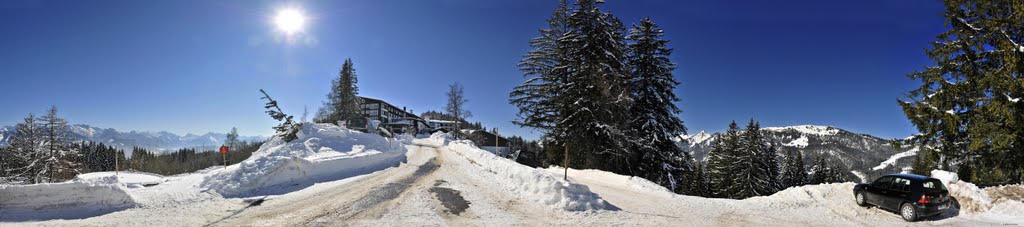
[495, 128, 499, 157]
[563, 145, 569, 181]
[223, 152, 227, 169]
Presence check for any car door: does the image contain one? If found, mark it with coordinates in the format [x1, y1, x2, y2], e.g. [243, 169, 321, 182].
[885, 177, 912, 210]
[867, 176, 893, 205]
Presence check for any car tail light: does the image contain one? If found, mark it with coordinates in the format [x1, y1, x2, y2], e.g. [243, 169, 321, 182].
[918, 195, 932, 204]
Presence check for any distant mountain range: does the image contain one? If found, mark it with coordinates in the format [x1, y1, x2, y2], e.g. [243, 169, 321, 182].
[0, 124, 264, 153]
[676, 125, 918, 183]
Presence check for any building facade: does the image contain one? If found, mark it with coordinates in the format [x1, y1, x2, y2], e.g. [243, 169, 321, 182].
[359, 96, 427, 134]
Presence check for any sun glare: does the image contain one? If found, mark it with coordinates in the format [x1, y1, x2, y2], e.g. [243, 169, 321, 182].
[274, 8, 306, 35]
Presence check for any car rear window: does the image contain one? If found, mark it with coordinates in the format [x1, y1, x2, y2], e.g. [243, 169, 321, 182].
[923, 179, 947, 192]
[890, 177, 911, 192]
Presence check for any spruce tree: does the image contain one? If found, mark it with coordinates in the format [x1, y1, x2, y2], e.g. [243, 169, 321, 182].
[682, 160, 710, 197]
[781, 150, 807, 188]
[337, 58, 362, 120]
[260, 89, 301, 142]
[511, 0, 569, 132]
[555, 0, 633, 173]
[899, 0, 1024, 183]
[707, 121, 741, 198]
[226, 127, 240, 148]
[625, 17, 690, 191]
[911, 147, 938, 175]
[733, 119, 776, 198]
[317, 58, 362, 125]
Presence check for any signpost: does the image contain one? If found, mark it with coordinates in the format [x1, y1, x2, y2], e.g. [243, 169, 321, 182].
[220, 145, 229, 169]
[495, 128, 499, 157]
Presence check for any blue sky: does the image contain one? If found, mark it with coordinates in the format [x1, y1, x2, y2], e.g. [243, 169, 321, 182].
[0, 0, 944, 139]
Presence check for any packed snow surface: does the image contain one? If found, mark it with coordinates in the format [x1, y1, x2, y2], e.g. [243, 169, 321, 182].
[764, 125, 840, 136]
[871, 147, 918, 170]
[200, 123, 407, 197]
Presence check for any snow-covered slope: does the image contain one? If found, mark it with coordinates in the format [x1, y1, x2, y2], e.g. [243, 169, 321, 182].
[199, 123, 407, 197]
[871, 147, 919, 171]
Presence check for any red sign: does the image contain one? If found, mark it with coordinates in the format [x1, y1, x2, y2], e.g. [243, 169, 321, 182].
[219, 145, 229, 154]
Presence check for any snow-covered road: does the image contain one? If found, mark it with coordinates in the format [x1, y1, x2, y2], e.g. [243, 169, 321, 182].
[210, 142, 543, 226]
[5, 136, 1022, 226]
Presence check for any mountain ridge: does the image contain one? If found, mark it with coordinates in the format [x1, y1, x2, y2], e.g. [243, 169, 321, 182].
[0, 124, 264, 153]
[677, 125, 918, 183]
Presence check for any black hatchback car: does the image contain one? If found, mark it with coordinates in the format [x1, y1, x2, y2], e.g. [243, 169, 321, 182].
[853, 174, 952, 221]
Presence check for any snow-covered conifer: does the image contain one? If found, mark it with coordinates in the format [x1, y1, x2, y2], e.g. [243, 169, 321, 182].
[260, 89, 301, 142]
[625, 17, 690, 191]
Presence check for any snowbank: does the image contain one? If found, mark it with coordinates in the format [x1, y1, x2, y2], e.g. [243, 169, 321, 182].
[76, 171, 165, 188]
[444, 139, 611, 211]
[0, 176, 137, 221]
[421, 131, 454, 147]
[930, 170, 1024, 214]
[199, 123, 408, 197]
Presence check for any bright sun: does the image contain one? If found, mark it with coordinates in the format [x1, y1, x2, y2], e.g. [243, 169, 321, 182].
[274, 8, 306, 35]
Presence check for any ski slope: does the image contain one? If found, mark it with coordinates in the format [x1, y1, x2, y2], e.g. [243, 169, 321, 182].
[3, 131, 1022, 226]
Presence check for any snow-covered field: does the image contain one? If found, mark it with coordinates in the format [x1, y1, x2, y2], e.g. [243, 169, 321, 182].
[3, 129, 1022, 226]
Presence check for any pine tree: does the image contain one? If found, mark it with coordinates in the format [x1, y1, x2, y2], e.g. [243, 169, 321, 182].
[555, 0, 633, 173]
[260, 89, 301, 142]
[781, 150, 807, 188]
[899, 0, 1024, 183]
[625, 17, 690, 191]
[707, 121, 741, 198]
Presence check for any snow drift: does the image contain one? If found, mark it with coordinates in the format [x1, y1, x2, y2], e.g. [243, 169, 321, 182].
[930, 170, 1024, 214]
[0, 176, 137, 221]
[75, 172, 166, 188]
[438, 136, 612, 211]
[199, 123, 407, 197]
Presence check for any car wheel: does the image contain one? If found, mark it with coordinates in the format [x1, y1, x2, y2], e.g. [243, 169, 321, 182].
[900, 203, 918, 222]
[855, 192, 868, 207]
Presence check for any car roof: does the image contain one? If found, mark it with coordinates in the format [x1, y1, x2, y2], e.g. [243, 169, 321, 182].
[884, 173, 932, 181]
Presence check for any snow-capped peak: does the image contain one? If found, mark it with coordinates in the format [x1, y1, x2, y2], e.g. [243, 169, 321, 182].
[763, 125, 840, 136]
[678, 131, 712, 146]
